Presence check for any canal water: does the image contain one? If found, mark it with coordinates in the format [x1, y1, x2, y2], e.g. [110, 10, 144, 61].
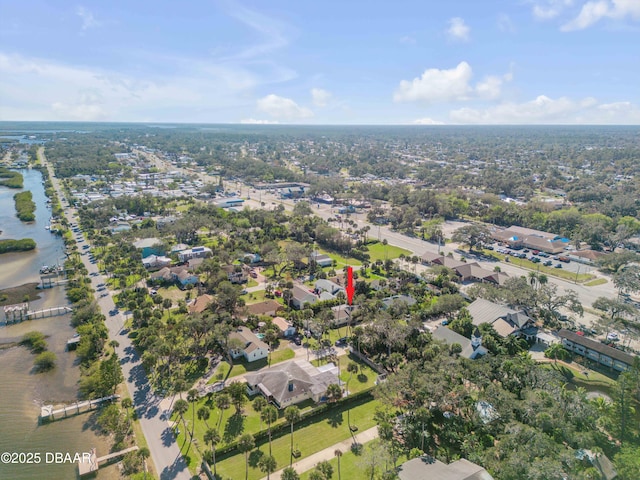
[0, 169, 119, 479]
[0, 168, 66, 289]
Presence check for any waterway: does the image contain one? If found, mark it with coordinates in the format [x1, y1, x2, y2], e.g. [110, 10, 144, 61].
[0, 169, 119, 479]
[0, 168, 66, 289]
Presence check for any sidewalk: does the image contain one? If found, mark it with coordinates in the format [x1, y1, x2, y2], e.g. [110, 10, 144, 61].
[262, 426, 379, 480]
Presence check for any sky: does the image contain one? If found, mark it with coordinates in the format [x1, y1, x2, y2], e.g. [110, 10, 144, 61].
[1, 0, 639, 125]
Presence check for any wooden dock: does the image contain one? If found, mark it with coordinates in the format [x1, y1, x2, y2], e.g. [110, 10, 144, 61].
[40, 394, 119, 421]
[78, 446, 139, 476]
[2, 304, 71, 324]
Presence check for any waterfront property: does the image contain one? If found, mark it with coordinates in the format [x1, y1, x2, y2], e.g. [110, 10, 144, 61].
[559, 329, 636, 372]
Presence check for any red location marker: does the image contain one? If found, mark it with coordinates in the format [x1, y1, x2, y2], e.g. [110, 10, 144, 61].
[345, 266, 355, 305]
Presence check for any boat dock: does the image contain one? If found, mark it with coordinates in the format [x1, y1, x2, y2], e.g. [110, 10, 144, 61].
[40, 394, 120, 422]
[2, 303, 72, 324]
[78, 446, 139, 476]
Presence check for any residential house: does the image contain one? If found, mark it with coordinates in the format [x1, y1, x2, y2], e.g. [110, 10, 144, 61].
[382, 294, 417, 309]
[291, 285, 317, 309]
[133, 237, 164, 259]
[331, 304, 359, 327]
[314, 279, 345, 301]
[421, 253, 509, 286]
[244, 300, 282, 317]
[244, 359, 340, 408]
[310, 251, 333, 268]
[432, 326, 488, 360]
[241, 253, 261, 264]
[142, 254, 172, 270]
[149, 266, 199, 288]
[559, 329, 635, 372]
[189, 294, 214, 314]
[223, 264, 248, 284]
[467, 298, 535, 339]
[229, 327, 269, 363]
[178, 246, 212, 262]
[398, 457, 493, 480]
[272, 316, 297, 337]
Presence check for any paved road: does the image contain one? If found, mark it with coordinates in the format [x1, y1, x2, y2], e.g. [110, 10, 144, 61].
[40, 148, 192, 480]
[262, 426, 379, 480]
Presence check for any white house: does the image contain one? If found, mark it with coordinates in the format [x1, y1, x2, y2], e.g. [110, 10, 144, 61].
[229, 327, 269, 362]
[178, 246, 212, 262]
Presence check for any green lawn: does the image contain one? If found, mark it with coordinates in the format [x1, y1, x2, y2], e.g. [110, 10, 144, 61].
[319, 249, 362, 267]
[299, 439, 405, 480]
[584, 278, 608, 287]
[209, 348, 296, 382]
[214, 397, 381, 480]
[366, 242, 412, 262]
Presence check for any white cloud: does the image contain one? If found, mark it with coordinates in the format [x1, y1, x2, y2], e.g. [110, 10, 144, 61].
[446, 17, 470, 41]
[0, 52, 259, 122]
[562, 0, 640, 30]
[530, 0, 574, 20]
[413, 117, 445, 125]
[311, 88, 332, 107]
[76, 6, 100, 31]
[449, 94, 640, 124]
[256, 94, 313, 119]
[394, 62, 512, 104]
[497, 13, 516, 32]
[240, 118, 279, 124]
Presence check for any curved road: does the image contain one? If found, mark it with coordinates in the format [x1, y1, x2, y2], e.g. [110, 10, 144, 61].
[40, 148, 192, 480]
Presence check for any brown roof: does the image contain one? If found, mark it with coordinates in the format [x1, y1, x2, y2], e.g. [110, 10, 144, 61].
[272, 316, 292, 333]
[189, 294, 213, 314]
[245, 300, 282, 316]
[559, 329, 635, 365]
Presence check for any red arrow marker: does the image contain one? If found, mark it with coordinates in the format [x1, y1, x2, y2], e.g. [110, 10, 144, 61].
[345, 266, 355, 305]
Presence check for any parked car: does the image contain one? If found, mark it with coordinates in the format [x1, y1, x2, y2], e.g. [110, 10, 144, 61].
[554, 263, 563, 268]
[543, 260, 553, 266]
[558, 256, 570, 263]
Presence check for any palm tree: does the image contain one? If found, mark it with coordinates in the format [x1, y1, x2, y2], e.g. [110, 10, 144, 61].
[204, 428, 221, 477]
[137, 447, 150, 480]
[335, 449, 343, 480]
[284, 406, 301, 466]
[261, 405, 279, 456]
[325, 383, 343, 404]
[545, 343, 570, 364]
[121, 397, 133, 432]
[238, 433, 255, 480]
[197, 405, 211, 429]
[346, 362, 358, 429]
[172, 399, 189, 442]
[258, 454, 277, 480]
[282, 466, 300, 480]
[253, 396, 267, 434]
[215, 393, 230, 429]
[187, 388, 199, 438]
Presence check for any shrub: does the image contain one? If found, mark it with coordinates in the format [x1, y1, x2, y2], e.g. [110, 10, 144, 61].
[20, 331, 47, 353]
[34, 351, 57, 372]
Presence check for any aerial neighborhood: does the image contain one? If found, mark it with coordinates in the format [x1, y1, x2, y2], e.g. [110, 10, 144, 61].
[2, 125, 640, 480]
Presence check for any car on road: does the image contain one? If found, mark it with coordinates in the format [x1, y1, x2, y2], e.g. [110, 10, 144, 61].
[441, 320, 449, 326]
[100, 292, 108, 298]
[109, 309, 118, 316]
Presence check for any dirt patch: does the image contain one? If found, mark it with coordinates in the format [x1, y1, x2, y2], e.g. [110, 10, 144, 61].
[0, 282, 42, 305]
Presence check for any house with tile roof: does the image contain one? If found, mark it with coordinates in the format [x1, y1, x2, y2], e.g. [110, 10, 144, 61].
[244, 359, 340, 408]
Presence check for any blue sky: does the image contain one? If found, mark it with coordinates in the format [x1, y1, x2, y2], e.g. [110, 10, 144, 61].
[1, 0, 639, 124]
